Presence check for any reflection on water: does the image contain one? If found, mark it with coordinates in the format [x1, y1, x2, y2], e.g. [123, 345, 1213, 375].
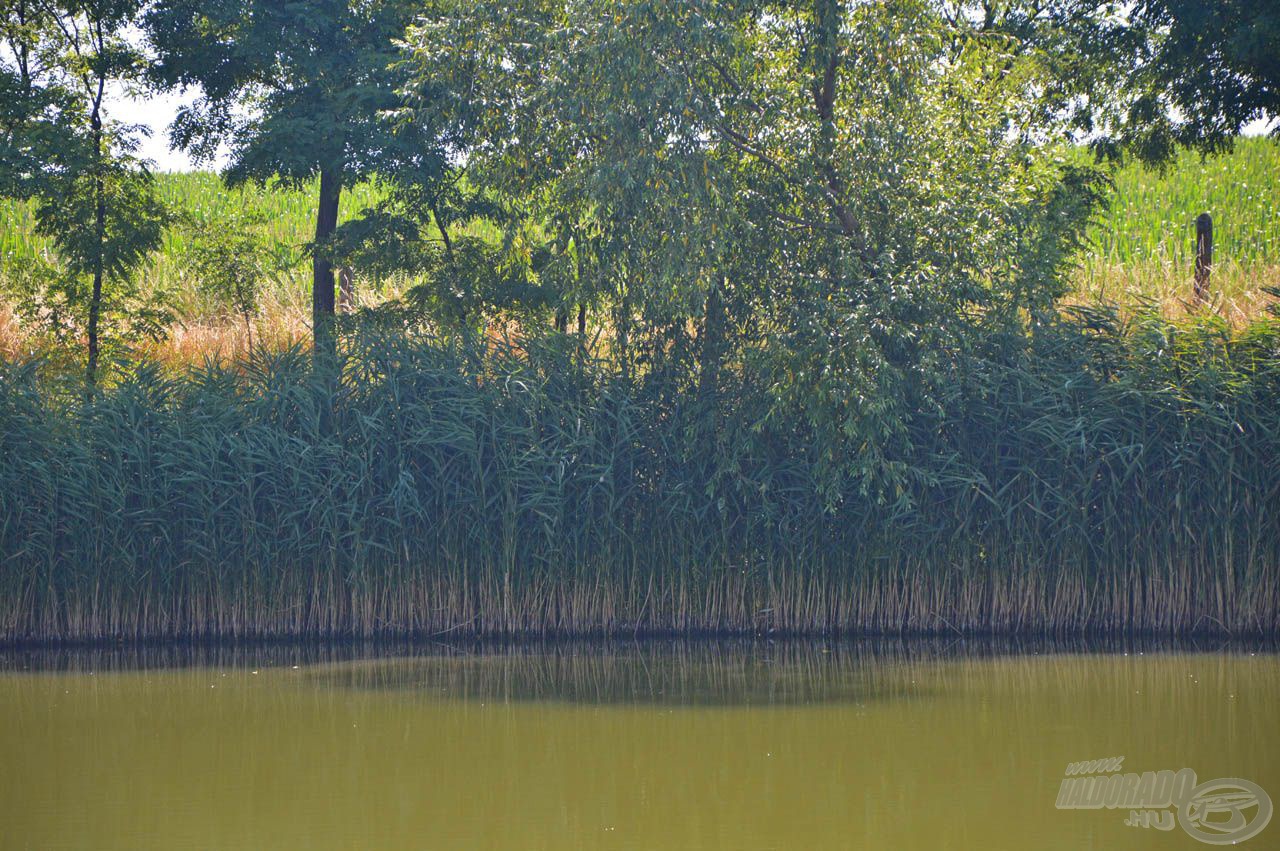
[1, 640, 1277, 850]
[303, 643, 935, 706]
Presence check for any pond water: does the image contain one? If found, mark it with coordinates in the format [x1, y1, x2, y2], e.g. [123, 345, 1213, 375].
[1, 640, 1276, 850]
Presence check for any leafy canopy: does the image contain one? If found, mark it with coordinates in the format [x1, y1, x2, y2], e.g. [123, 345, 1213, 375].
[402, 0, 1109, 503]
[145, 0, 433, 187]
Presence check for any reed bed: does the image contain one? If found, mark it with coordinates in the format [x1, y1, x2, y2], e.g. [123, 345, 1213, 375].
[1, 311, 1277, 643]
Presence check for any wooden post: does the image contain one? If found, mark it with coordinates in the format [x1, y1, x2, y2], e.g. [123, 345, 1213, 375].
[1194, 212, 1212, 304]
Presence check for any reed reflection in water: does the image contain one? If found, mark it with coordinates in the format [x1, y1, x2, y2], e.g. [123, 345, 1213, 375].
[0, 640, 1276, 850]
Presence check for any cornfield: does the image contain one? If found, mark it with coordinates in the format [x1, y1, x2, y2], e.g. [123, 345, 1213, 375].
[1087, 138, 1280, 267]
[0, 174, 389, 315]
[1074, 137, 1280, 321]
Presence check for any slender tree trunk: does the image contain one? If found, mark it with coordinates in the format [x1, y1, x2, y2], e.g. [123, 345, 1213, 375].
[312, 168, 342, 364]
[14, 1, 32, 93]
[697, 277, 726, 450]
[808, 0, 862, 256]
[85, 105, 105, 400]
[577, 302, 586, 339]
[431, 200, 469, 325]
[616, 290, 631, 384]
[432, 200, 453, 256]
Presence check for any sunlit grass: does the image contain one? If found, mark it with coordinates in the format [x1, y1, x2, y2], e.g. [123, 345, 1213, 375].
[2, 140, 1277, 349]
[1086, 138, 1280, 268]
[1073, 138, 1280, 323]
[1068, 260, 1279, 325]
[0, 174, 390, 313]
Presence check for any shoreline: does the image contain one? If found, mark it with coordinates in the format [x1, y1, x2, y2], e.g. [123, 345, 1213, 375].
[4, 633, 1278, 670]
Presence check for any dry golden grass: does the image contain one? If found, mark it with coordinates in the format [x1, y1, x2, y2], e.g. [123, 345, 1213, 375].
[0, 262, 1275, 368]
[137, 299, 313, 369]
[0, 305, 23, 362]
[1071, 260, 1279, 326]
[0, 290, 357, 369]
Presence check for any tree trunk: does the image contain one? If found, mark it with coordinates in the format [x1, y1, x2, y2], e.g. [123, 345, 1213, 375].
[312, 168, 342, 364]
[85, 108, 105, 400]
[431, 200, 469, 325]
[808, 0, 863, 255]
[697, 277, 726, 446]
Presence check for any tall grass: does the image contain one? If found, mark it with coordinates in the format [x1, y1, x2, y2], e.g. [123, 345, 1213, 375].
[0, 175, 390, 315]
[1074, 138, 1280, 319]
[1, 311, 1276, 642]
[0, 173, 387, 262]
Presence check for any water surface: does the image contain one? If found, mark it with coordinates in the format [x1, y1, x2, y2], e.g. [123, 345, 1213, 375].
[1, 641, 1275, 850]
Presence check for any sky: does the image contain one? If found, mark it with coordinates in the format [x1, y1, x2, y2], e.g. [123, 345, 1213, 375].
[109, 85, 227, 172]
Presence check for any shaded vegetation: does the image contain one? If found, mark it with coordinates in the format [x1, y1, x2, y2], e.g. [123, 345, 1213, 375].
[2, 312, 1276, 641]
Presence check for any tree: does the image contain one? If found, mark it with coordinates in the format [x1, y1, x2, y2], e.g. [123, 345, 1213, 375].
[1113, 0, 1278, 162]
[144, 0, 444, 362]
[401, 0, 747, 377]
[0, 1, 67, 197]
[0, 0, 169, 393]
[403, 0, 1107, 504]
[949, 1, 1279, 164]
[185, 209, 279, 351]
[316, 8, 580, 343]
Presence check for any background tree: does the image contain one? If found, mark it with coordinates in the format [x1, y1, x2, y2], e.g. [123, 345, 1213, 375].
[0, 0, 169, 393]
[1, 1, 67, 197]
[402, 0, 744, 380]
[144, 0, 447, 362]
[405, 0, 1106, 503]
[1105, 0, 1278, 163]
[950, 0, 1279, 165]
[320, 10, 580, 344]
[184, 209, 280, 350]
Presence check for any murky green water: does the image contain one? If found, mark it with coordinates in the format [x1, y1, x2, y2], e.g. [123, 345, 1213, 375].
[1, 642, 1276, 850]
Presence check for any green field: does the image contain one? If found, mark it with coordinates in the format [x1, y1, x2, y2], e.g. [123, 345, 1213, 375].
[1075, 138, 1280, 319]
[2, 138, 1278, 319]
[1086, 137, 1279, 266]
[0, 174, 389, 315]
